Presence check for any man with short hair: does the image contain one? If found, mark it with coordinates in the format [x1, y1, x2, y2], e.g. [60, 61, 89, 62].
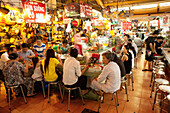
[18, 43, 35, 62]
[33, 36, 46, 58]
[142, 30, 159, 71]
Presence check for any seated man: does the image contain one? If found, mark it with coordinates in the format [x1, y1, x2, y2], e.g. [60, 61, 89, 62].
[91, 52, 121, 94]
[63, 47, 88, 88]
[63, 48, 88, 97]
[18, 43, 35, 62]
[33, 36, 46, 58]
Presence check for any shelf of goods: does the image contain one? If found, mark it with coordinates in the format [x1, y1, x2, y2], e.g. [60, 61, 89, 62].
[83, 36, 114, 62]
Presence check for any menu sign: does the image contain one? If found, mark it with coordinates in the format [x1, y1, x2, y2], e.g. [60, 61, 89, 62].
[80, 1, 92, 17]
[122, 22, 132, 30]
[22, 0, 46, 23]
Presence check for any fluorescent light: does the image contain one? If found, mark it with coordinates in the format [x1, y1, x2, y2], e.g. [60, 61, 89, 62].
[131, 4, 157, 9]
[160, 2, 170, 6]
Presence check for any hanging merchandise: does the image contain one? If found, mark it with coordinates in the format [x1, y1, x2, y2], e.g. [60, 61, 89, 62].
[84, 20, 92, 31]
[66, 22, 72, 32]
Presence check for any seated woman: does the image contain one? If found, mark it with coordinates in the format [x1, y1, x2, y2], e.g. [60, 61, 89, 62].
[3, 53, 34, 96]
[57, 39, 70, 54]
[91, 52, 121, 94]
[32, 57, 42, 81]
[121, 45, 132, 74]
[42, 49, 63, 82]
[112, 52, 126, 78]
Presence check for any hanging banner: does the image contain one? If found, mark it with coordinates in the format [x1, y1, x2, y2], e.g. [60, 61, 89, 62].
[80, 1, 92, 17]
[22, 0, 46, 23]
[122, 22, 132, 30]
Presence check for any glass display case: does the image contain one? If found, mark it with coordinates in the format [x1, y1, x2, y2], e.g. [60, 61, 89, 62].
[82, 35, 114, 62]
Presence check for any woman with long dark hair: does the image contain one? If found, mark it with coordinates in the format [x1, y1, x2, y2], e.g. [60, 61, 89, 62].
[41, 49, 62, 82]
[121, 45, 132, 74]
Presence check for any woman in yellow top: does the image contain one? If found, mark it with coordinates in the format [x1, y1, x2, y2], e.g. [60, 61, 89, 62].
[42, 49, 63, 82]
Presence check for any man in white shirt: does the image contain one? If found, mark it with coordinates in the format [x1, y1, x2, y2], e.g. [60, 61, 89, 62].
[63, 48, 88, 88]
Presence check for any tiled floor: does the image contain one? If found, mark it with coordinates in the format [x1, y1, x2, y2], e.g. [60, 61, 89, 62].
[0, 50, 168, 113]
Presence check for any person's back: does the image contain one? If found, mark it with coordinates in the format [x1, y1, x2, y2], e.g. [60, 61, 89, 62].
[134, 37, 142, 47]
[145, 36, 155, 51]
[63, 57, 81, 85]
[113, 55, 126, 77]
[124, 52, 132, 74]
[3, 61, 24, 86]
[102, 62, 121, 93]
[42, 58, 59, 82]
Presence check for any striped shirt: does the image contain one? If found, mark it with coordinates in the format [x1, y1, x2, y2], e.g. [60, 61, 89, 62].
[33, 43, 46, 57]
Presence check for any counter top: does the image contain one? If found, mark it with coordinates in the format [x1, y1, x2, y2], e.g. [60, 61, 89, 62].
[162, 48, 170, 64]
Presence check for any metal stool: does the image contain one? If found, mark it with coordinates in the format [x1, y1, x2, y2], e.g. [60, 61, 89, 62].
[7, 85, 27, 110]
[154, 56, 164, 60]
[150, 69, 166, 87]
[152, 85, 170, 110]
[161, 94, 170, 113]
[32, 79, 46, 98]
[150, 78, 169, 98]
[98, 91, 119, 113]
[62, 85, 85, 112]
[126, 71, 134, 91]
[120, 77, 129, 102]
[47, 81, 63, 103]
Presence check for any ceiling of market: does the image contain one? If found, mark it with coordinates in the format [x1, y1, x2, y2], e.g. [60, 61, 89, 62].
[3, 0, 170, 18]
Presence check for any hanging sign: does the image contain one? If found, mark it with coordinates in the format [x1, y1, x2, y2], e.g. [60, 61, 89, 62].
[122, 22, 132, 30]
[64, 3, 80, 17]
[163, 15, 170, 27]
[72, 20, 78, 27]
[150, 20, 158, 27]
[91, 18, 103, 26]
[80, 1, 92, 17]
[22, 0, 46, 23]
